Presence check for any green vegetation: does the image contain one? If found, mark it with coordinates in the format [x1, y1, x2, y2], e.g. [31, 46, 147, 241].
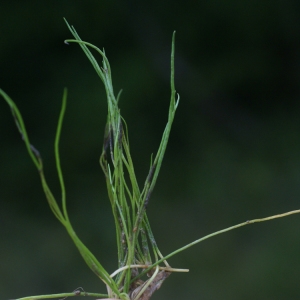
[1, 19, 299, 300]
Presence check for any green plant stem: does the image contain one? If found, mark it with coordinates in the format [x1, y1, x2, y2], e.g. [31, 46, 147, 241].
[0, 87, 120, 296]
[0, 89, 40, 169]
[54, 88, 68, 222]
[132, 208, 300, 282]
[14, 292, 108, 300]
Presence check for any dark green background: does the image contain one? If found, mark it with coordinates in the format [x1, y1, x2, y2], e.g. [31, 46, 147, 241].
[1, 1, 300, 299]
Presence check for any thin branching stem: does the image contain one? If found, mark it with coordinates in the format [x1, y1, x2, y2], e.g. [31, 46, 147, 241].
[15, 292, 108, 300]
[132, 209, 300, 282]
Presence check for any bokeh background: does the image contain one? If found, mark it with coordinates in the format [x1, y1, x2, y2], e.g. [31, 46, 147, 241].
[1, 1, 300, 299]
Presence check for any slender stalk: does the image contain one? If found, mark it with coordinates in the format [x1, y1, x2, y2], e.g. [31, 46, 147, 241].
[54, 88, 68, 222]
[15, 291, 108, 300]
[132, 208, 300, 282]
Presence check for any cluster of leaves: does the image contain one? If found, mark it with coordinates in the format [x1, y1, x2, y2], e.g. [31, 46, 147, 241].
[63, 20, 181, 300]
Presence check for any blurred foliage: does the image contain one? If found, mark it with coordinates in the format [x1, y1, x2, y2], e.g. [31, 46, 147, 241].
[1, 1, 300, 299]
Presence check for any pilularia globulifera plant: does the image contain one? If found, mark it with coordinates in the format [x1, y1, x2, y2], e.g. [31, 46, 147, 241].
[1, 19, 300, 300]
